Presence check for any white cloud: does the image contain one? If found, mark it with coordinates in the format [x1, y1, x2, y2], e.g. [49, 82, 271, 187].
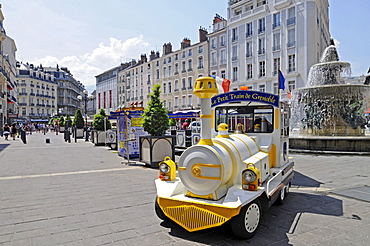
[30, 36, 151, 88]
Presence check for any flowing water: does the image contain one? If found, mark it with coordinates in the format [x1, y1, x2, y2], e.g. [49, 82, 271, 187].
[291, 43, 370, 136]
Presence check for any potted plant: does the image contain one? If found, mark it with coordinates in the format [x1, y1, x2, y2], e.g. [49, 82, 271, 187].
[73, 109, 85, 138]
[59, 116, 65, 132]
[139, 84, 175, 167]
[92, 108, 111, 145]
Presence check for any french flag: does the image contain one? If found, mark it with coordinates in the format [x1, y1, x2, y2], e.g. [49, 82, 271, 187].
[278, 70, 291, 99]
[211, 75, 231, 93]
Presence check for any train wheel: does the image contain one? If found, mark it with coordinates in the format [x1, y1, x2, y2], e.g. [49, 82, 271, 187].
[231, 199, 261, 239]
[154, 196, 170, 222]
[275, 186, 286, 206]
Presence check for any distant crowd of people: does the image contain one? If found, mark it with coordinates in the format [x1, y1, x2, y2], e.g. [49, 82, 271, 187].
[1, 122, 54, 140]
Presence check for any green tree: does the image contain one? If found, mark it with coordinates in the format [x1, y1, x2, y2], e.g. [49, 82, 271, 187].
[73, 109, 85, 128]
[169, 118, 176, 126]
[59, 116, 65, 126]
[142, 84, 169, 136]
[92, 108, 111, 130]
[48, 118, 54, 125]
[65, 114, 72, 127]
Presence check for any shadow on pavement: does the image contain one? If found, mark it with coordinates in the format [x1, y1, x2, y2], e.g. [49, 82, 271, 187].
[0, 143, 10, 153]
[292, 171, 324, 187]
[159, 171, 343, 245]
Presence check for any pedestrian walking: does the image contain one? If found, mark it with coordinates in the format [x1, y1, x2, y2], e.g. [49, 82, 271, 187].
[2, 123, 10, 140]
[11, 123, 17, 140]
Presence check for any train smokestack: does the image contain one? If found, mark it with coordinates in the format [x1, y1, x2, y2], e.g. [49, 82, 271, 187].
[193, 77, 218, 145]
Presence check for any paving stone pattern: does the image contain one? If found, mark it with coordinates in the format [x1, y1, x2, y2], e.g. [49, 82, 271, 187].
[0, 132, 369, 245]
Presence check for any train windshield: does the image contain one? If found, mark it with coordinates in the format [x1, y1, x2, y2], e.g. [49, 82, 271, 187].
[215, 105, 274, 133]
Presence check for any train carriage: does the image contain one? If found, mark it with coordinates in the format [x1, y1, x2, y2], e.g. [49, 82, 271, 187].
[155, 77, 294, 239]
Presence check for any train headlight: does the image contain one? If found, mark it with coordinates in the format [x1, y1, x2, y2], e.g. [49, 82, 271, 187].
[242, 164, 260, 191]
[243, 170, 257, 183]
[158, 156, 177, 181]
[159, 163, 170, 174]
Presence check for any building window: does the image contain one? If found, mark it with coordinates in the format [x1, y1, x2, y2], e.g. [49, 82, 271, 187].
[232, 46, 238, 61]
[188, 59, 193, 71]
[182, 61, 186, 72]
[109, 90, 112, 108]
[258, 18, 265, 34]
[247, 64, 253, 79]
[198, 56, 204, 69]
[287, 29, 296, 47]
[169, 82, 172, 93]
[198, 46, 203, 53]
[175, 54, 178, 60]
[156, 69, 160, 79]
[174, 97, 179, 108]
[258, 38, 265, 55]
[163, 67, 166, 78]
[221, 70, 226, 79]
[175, 80, 179, 91]
[288, 54, 296, 72]
[168, 66, 172, 77]
[259, 61, 266, 77]
[273, 33, 280, 51]
[182, 96, 186, 108]
[246, 22, 253, 37]
[273, 58, 281, 76]
[232, 28, 238, 42]
[188, 77, 193, 89]
[232, 67, 238, 82]
[259, 84, 265, 92]
[103, 92, 106, 108]
[211, 52, 217, 67]
[220, 49, 226, 64]
[163, 83, 166, 94]
[188, 95, 192, 107]
[188, 49, 192, 56]
[288, 80, 296, 91]
[220, 35, 226, 46]
[175, 63, 179, 74]
[211, 38, 217, 49]
[273, 83, 279, 94]
[273, 12, 281, 29]
[257, 0, 266, 7]
[182, 51, 186, 58]
[246, 41, 252, 57]
[287, 7, 296, 25]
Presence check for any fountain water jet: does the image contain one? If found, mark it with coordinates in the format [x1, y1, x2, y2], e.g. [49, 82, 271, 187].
[289, 39, 370, 153]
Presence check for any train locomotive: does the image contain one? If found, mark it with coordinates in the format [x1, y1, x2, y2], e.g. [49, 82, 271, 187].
[155, 77, 294, 239]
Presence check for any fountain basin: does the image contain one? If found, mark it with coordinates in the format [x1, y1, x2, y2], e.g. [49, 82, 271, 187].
[291, 84, 370, 137]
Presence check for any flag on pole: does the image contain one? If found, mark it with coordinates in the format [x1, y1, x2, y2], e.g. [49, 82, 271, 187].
[211, 75, 231, 93]
[278, 69, 285, 90]
[278, 70, 292, 99]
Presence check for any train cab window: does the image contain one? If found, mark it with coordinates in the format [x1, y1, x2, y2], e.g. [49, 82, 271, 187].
[215, 105, 274, 133]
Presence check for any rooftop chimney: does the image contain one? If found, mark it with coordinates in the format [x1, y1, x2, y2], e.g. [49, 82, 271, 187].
[199, 26, 208, 42]
[163, 43, 173, 55]
[150, 51, 156, 61]
[181, 38, 191, 49]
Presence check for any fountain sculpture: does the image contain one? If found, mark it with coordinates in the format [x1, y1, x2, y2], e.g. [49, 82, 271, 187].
[289, 39, 370, 152]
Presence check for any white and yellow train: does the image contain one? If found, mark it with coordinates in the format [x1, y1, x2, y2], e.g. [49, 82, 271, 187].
[155, 77, 294, 239]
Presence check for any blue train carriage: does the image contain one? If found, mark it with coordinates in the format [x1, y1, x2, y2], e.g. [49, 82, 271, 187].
[155, 77, 294, 239]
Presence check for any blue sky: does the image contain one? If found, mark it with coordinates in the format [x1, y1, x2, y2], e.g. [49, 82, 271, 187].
[1, 0, 369, 92]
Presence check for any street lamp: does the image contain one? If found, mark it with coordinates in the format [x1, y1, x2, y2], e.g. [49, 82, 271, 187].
[77, 90, 94, 141]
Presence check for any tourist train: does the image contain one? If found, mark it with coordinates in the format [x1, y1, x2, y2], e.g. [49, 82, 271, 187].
[154, 77, 294, 239]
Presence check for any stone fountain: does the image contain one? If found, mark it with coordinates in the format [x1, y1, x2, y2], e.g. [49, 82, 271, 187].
[289, 39, 370, 153]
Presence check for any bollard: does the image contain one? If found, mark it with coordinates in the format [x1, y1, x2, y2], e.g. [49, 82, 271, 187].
[20, 129, 27, 144]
